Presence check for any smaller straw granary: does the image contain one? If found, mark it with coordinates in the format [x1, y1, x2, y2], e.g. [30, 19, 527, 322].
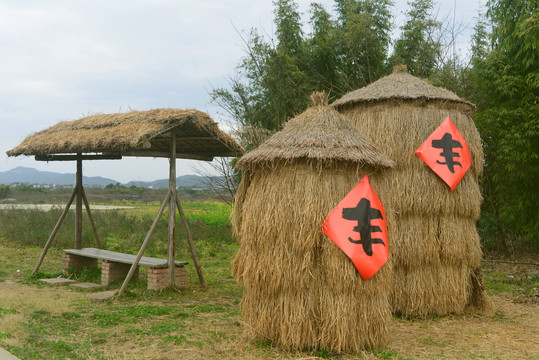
[232, 92, 395, 352]
[332, 65, 489, 317]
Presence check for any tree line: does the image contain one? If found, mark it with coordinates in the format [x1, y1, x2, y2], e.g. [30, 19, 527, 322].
[210, 0, 538, 254]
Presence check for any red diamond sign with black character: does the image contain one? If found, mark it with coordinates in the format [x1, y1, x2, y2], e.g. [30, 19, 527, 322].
[322, 175, 389, 280]
[415, 116, 471, 191]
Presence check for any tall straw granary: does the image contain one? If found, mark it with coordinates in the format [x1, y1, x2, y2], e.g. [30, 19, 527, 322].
[232, 92, 395, 352]
[332, 65, 489, 317]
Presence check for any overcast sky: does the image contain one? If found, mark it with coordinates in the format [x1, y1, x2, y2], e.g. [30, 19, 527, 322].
[0, 0, 485, 183]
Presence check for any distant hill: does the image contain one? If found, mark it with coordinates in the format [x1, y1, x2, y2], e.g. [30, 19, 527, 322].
[0, 166, 118, 186]
[0, 166, 210, 188]
[126, 175, 209, 189]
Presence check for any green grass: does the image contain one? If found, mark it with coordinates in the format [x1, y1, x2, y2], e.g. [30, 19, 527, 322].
[369, 347, 410, 359]
[6, 309, 107, 360]
[0, 307, 17, 316]
[0, 202, 234, 260]
[420, 337, 447, 347]
[313, 348, 333, 359]
[483, 270, 539, 298]
[181, 201, 232, 227]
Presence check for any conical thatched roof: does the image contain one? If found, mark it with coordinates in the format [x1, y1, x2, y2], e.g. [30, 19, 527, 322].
[7, 108, 244, 161]
[332, 65, 475, 110]
[236, 92, 395, 170]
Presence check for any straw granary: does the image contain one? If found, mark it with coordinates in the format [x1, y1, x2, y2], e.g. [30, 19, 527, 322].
[332, 65, 489, 317]
[232, 92, 395, 352]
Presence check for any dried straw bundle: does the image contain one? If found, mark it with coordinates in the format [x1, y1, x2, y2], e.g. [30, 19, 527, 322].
[232, 92, 395, 351]
[7, 108, 243, 158]
[333, 66, 489, 317]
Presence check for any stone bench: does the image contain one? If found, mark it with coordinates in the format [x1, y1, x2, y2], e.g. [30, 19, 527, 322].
[62, 248, 188, 290]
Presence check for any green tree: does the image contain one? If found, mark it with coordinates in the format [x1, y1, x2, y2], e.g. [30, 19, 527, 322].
[212, 0, 395, 133]
[335, 0, 394, 88]
[0, 185, 11, 200]
[208, 0, 394, 197]
[212, 0, 310, 133]
[471, 0, 538, 252]
[390, 0, 441, 78]
[304, 3, 342, 97]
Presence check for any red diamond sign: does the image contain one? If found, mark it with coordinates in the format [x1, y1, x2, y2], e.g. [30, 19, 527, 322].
[322, 175, 389, 280]
[415, 116, 471, 191]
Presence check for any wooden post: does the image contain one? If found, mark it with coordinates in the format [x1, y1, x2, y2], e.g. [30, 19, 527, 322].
[75, 156, 83, 249]
[33, 187, 77, 273]
[176, 195, 207, 289]
[81, 187, 102, 249]
[168, 131, 177, 288]
[118, 190, 172, 296]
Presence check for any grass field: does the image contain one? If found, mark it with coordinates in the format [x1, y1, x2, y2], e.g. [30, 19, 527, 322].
[0, 201, 537, 359]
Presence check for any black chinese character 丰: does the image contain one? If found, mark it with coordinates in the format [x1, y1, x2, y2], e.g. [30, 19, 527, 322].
[431, 132, 462, 173]
[342, 198, 385, 256]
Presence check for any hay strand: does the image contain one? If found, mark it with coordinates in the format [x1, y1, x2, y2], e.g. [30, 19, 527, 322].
[310, 91, 329, 107]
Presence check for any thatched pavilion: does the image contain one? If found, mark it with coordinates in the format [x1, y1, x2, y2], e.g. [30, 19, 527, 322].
[332, 65, 488, 317]
[7, 108, 244, 293]
[232, 92, 395, 352]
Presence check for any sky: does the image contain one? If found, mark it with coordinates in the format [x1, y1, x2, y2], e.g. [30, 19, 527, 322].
[0, 0, 486, 183]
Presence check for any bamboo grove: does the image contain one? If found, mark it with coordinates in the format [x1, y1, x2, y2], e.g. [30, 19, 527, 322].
[212, 0, 538, 253]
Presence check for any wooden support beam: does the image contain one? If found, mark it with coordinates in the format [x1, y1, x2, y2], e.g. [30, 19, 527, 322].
[35, 154, 122, 161]
[118, 189, 172, 296]
[119, 150, 213, 161]
[75, 157, 82, 249]
[176, 195, 207, 289]
[35, 151, 214, 162]
[174, 137, 215, 141]
[168, 132, 177, 288]
[81, 187, 102, 249]
[33, 187, 77, 273]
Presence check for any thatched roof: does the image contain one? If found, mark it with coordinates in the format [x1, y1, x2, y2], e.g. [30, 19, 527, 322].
[236, 92, 395, 170]
[7, 108, 244, 161]
[332, 65, 475, 110]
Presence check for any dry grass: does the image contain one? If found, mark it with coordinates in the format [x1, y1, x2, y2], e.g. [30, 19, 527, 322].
[388, 297, 538, 360]
[7, 108, 243, 158]
[332, 64, 475, 110]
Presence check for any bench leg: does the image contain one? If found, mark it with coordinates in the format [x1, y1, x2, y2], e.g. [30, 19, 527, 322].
[102, 261, 138, 287]
[147, 266, 188, 291]
[62, 253, 98, 276]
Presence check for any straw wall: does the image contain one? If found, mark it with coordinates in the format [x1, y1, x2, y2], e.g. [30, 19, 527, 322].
[337, 100, 488, 317]
[232, 162, 392, 351]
